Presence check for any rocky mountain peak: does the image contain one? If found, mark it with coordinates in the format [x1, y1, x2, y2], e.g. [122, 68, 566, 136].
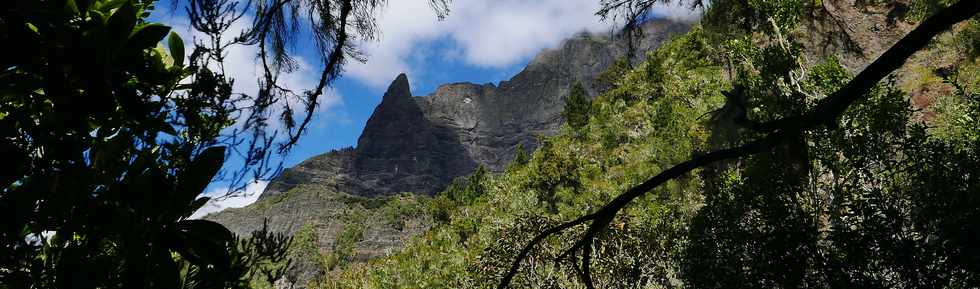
[253, 19, 693, 200]
[208, 19, 693, 288]
[381, 73, 412, 102]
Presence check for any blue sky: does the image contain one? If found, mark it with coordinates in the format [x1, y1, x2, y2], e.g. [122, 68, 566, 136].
[159, 0, 699, 217]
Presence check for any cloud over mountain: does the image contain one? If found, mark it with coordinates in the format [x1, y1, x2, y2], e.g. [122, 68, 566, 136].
[346, 0, 699, 88]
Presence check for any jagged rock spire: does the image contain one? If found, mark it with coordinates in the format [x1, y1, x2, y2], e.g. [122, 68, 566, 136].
[255, 20, 692, 200]
[382, 73, 412, 102]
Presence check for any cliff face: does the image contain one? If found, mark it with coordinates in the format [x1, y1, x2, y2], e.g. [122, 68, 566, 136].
[258, 19, 692, 200]
[351, 73, 480, 196]
[255, 1, 921, 202]
[206, 20, 691, 288]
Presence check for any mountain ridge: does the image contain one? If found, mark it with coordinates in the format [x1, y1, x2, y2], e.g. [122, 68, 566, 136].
[205, 19, 692, 287]
[256, 19, 693, 201]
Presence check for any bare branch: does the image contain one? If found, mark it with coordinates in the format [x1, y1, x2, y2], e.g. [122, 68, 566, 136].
[176, 0, 451, 192]
[597, 0, 705, 59]
[276, 0, 354, 153]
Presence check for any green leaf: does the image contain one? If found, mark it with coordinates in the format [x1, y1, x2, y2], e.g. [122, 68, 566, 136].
[25, 23, 39, 35]
[64, 0, 80, 17]
[168, 219, 234, 268]
[106, 0, 137, 52]
[176, 146, 226, 207]
[127, 24, 171, 51]
[154, 43, 173, 66]
[182, 197, 211, 219]
[149, 247, 180, 289]
[167, 32, 184, 67]
[92, 0, 127, 13]
[88, 10, 106, 24]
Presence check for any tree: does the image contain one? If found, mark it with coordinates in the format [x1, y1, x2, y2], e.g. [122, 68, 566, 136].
[179, 0, 450, 190]
[507, 142, 530, 171]
[0, 0, 447, 288]
[500, 1, 980, 288]
[562, 81, 592, 130]
[0, 0, 291, 287]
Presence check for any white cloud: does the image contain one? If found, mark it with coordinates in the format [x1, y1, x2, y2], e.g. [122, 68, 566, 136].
[190, 180, 269, 219]
[163, 14, 343, 123]
[347, 0, 700, 89]
[157, 12, 343, 218]
[160, 1, 700, 217]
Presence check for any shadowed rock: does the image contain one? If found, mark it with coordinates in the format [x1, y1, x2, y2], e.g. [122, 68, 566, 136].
[257, 19, 692, 200]
[207, 19, 692, 289]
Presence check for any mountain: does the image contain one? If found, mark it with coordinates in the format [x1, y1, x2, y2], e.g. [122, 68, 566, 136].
[257, 19, 692, 201]
[205, 19, 690, 287]
[303, 2, 980, 288]
[211, 1, 980, 288]
[209, 16, 691, 242]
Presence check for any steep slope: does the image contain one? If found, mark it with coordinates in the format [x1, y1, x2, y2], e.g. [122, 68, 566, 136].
[256, 19, 692, 200]
[313, 1, 980, 288]
[206, 19, 691, 288]
[211, 17, 691, 242]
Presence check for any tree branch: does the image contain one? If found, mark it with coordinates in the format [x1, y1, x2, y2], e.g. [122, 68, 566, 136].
[276, 0, 354, 153]
[498, 1, 980, 287]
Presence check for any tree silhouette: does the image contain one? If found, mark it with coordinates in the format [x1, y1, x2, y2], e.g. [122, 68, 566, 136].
[0, 0, 447, 288]
[180, 0, 451, 191]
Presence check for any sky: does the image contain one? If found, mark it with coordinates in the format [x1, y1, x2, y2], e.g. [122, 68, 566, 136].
[155, 0, 700, 218]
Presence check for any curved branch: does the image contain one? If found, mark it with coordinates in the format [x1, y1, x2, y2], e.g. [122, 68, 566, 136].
[497, 212, 600, 288]
[498, 133, 785, 289]
[277, 0, 354, 153]
[498, 1, 980, 287]
[803, 0, 980, 128]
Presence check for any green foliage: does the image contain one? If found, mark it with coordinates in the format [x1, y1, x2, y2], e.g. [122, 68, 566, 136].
[924, 38, 980, 142]
[506, 143, 530, 172]
[312, 2, 980, 288]
[233, 222, 293, 289]
[527, 138, 583, 213]
[380, 194, 427, 231]
[429, 166, 490, 224]
[593, 56, 631, 92]
[681, 3, 980, 287]
[314, 18, 726, 288]
[948, 19, 980, 58]
[0, 0, 289, 288]
[453, 166, 489, 205]
[332, 221, 366, 269]
[702, 0, 816, 35]
[562, 82, 593, 131]
[342, 194, 390, 210]
[906, 0, 961, 21]
[685, 73, 980, 288]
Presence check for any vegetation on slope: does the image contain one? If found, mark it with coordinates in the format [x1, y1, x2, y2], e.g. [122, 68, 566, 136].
[305, 1, 980, 288]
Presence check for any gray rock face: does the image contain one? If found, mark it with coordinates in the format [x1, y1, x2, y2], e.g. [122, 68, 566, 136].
[351, 73, 479, 196]
[258, 19, 692, 200]
[207, 19, 690, 289]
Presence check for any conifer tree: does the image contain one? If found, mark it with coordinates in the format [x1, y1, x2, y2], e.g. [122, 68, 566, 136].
[563, 82, 592, 130]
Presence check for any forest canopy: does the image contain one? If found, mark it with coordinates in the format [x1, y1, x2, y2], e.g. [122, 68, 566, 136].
[0, 0, 445, 288]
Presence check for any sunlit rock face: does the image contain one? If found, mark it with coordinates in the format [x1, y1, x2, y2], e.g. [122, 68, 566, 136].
[351, 73, 480, 196]
[258, 19, 692, 200]
[208, 19, 691, 289]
